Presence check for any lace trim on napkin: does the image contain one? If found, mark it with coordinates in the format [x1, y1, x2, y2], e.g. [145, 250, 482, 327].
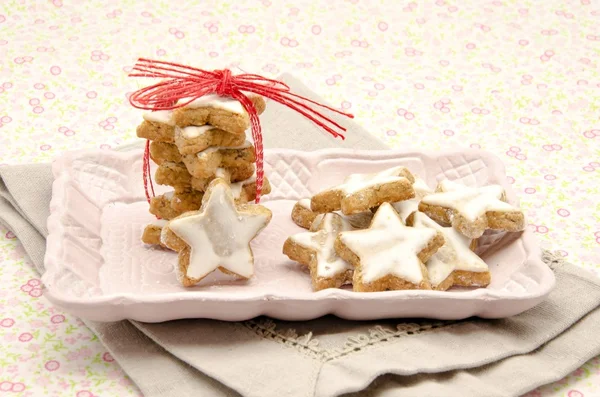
[542, 249, 566, 270]
[244, 250, 561, 362]
[243, 318, 456, 362]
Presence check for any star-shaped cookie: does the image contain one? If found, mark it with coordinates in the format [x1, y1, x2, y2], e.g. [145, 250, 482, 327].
[419, 179, 525, 238]
[283, 213, 353, 291]
[311, 166, 416, 215]
[406, 212, 490, 291]
[161, 179, 272, 287]
[334, 203, 444, 292]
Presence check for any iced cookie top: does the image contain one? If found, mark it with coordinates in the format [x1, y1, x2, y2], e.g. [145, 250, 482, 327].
[167, 180, 271, 280]
[212, 168, 260, 200]
[410, 212, 488, 286]
[297, 198, 311, 209]
[421, 180, 516, 221]
[334, 165, 414, 195]
[143, 110, 174, 125]
[150, 219, 168, 227]
[180, 125, 215, 139]
[143, 93, 261, 125]
[391, 177, 433, 222]
[229, 171, 256, 199]
[290, 213, 352, 279]
[339, 203, 437, 284]
[186, 94, 246, 113]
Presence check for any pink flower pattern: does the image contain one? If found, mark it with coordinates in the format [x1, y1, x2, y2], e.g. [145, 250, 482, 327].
[0, 1, 599, 396]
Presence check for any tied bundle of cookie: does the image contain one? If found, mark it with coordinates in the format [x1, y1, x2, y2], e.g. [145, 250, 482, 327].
[283, 166, 526, 292]
[127, 59, 360, 289]
[138, 94, 273, 286]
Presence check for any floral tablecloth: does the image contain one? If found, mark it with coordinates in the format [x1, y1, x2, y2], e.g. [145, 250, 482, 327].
[0, 0, 598, 396]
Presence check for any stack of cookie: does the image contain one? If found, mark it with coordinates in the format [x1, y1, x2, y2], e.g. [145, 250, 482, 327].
[284, 166, 526, 293]
[139, 94, 272, 247]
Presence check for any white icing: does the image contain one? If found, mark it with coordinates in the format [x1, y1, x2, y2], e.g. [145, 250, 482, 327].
[230, 173, 256, 199]
[143, 110, 174, 125]
[185, 94, 245, 114]
[421, 180, 516, 221]
[196, 140, 253, 159]
[197, 147, 219, 158]
[310, 213, 325, 229]
[391, 201, 418, 223]
[151, 219, 168, 227]
[333, 165, 412, 195]
[411, 212, 488, 287]
[339, 203, 436, 284]
[215, 167, 229, 180]
[413, 177, 433, 195]
[181, 125, 214, 139]
[167, 182, 270, 280]
[290, 213, 352, 279]
[391, 177, 433, 222]
[160, 225, 170, 245]
[297, 199, 311, 210]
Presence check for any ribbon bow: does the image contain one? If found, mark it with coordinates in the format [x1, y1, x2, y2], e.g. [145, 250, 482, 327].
[128, 58, 353, 204]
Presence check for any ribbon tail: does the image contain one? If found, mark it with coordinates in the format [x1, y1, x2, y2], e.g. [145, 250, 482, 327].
[143, 140, 156, 204]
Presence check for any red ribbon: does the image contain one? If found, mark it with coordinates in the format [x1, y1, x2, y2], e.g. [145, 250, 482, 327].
[128, 58, 353, 204]
[142, 140, 156, 203]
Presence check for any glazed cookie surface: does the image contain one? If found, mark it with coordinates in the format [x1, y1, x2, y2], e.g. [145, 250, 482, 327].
[390, 177, 433, 222]
[181, 142, 256, 179]
[173, 94, 266, 134]
[335, 203, 444, 292]
[161, 179, 272, 287]
[136, 110, 176, 143]
[419, 179, 526, 238]
[311, 165, 416, 215]
[406, 212, 490, 290]
[283, 213, 353, 291]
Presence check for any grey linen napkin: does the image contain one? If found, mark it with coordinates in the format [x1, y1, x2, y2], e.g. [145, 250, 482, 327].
[1, 74, 599, 397]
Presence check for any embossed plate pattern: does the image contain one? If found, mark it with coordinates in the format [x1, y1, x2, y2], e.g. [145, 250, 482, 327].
[42, 148, 555, 322]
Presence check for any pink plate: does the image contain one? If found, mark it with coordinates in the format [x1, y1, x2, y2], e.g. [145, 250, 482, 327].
[42, 148, 555, 322]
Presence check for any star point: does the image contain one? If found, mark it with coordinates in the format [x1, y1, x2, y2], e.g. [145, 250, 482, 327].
[407, 212, 490, 290]
[283, 213, 353, 291]
[419, 180, 525, 238]
[166, 179, 272, 285]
